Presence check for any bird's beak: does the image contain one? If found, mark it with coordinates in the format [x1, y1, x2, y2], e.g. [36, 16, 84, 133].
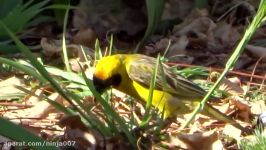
[92, 75, 109, 93]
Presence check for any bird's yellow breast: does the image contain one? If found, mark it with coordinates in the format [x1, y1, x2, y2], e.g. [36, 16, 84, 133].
[115, 75, 192, 118]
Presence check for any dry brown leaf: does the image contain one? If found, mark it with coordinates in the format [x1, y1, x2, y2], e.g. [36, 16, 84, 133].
[208, 22, 240, 50]
[196, 104, 231, 129]
[170, 130, 223, 150]
[41, 37, 94, 61]
[72, 27, 97, 48]
[3, 93, 64, 123]
[41, 37, 62, 57]
[85, 67, 95, 80]
[214, 23, 240, 46]
[26, 89, 45, 104]
[0, 76, 25, 100]
[69, 58, 86, 72]
[223, 124, 242, 142]
[162, 0, 194, 20]
[230, 98, 251, 122]
[251, 100, 266, 115]
[214, 103, 231, 114]
[171, 10, 241, 54]
[220, 77, 244, 95]
[59, 115, 104, 150]
[174, 17, 216, 38]
[192, 115, 216, 131]
[26, 93, 63, 118]
[210, 72, 244, 95]
[173, 9, 209, 34]
[155, 38, 171, 52]
[166, 35, 188, 61]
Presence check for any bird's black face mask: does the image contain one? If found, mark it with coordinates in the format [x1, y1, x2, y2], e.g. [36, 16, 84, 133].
[93, 74, 122, 93]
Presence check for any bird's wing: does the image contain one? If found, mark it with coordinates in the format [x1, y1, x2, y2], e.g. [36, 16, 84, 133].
[126, 55, 207, 98]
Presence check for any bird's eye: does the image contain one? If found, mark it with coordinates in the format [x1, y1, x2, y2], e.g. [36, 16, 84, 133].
[109, 74, 122, 86]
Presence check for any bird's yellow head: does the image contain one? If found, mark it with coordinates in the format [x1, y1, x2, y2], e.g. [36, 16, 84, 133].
[93, 55, 124, 93]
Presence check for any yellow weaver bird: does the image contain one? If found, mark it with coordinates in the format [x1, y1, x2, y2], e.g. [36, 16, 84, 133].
[93, 54, 245, 130]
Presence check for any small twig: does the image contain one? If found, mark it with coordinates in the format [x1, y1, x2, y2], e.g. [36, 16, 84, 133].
[248, 56, 264, 89]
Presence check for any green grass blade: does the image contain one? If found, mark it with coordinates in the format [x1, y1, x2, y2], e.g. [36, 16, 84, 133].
[0, 0, 22, 18]
[62, 4, 70, 71]
[108, 34, 114, 56]
[80, 45, 90, 62]
[44, 5, 77, 10]
[45, 66, 86, 85]
[141, 55, 160, 127]
[0, 57, 47, 83]
[0, 0, 50, 37]
[136, 0, 165, 51]
[94, 39, 102, 60]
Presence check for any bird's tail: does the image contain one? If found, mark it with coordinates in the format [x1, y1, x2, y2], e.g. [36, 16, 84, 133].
[203, 103, 245, 131]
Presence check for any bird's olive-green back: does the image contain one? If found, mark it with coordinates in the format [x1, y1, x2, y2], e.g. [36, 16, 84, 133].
[124, 54, 207, 99]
